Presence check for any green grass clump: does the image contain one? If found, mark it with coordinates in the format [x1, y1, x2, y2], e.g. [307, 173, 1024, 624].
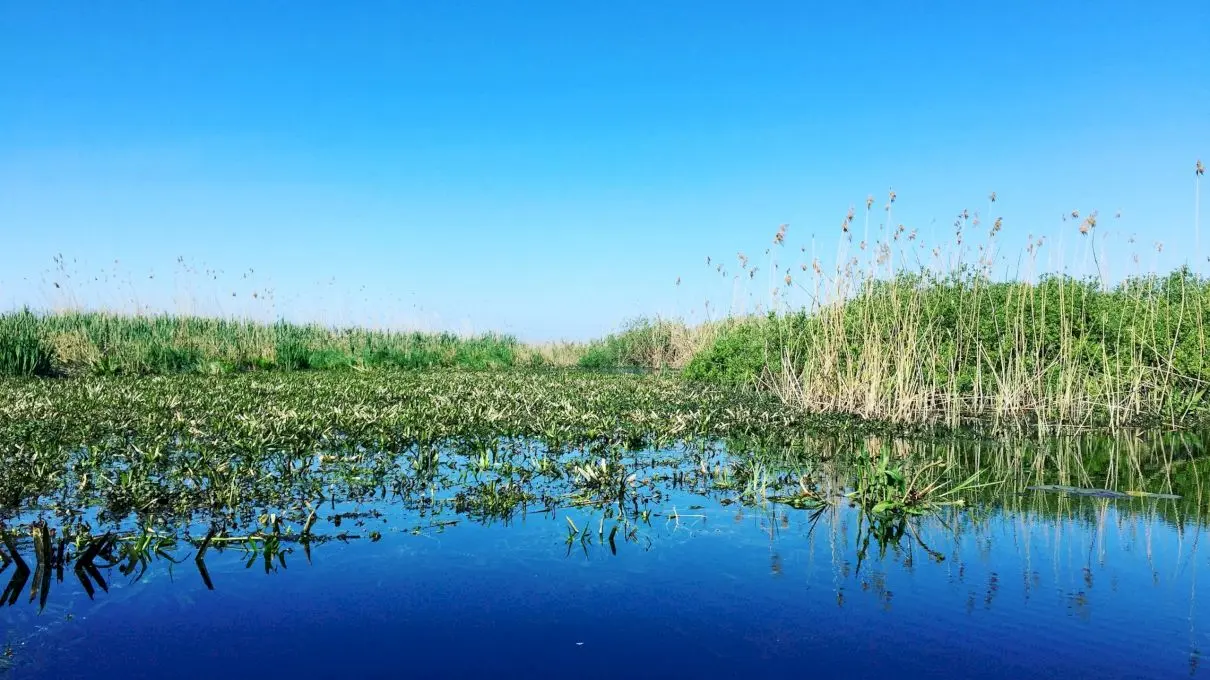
[0, 311, 525, 376]
[0, 309, 55, 377]
[576, 317, 717, 371]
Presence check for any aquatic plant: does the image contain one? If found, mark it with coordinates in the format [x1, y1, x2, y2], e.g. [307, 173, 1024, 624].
[848, 446, 990, 517]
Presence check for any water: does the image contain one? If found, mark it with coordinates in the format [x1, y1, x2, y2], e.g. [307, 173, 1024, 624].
[2, 436, 1208, 679]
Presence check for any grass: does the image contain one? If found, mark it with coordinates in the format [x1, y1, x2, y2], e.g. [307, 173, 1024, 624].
[0, 309, 718, 377]
[0, 310, 538, 376]
[684, 268, 1210, 431]
[680, 179, 1210, 432]
[4, 172, 1206, 437]
[576, 316, 722, 371]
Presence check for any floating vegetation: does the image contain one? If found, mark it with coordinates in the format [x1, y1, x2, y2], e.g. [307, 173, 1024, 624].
[0, 369, 1206, 617]
[848, 446, 996, 517]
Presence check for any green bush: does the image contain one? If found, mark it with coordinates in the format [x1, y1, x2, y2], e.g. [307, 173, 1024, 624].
[682, 319, 777, 388]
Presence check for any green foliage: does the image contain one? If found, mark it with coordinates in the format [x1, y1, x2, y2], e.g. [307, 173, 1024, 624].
[577, 343, 622, 370]
[0, 309, 55, 377]
[0, 311, 525, 377]
[684, 267, 1210, 428]
[576, 317, 697, 370]
[682, 315, 782, 388]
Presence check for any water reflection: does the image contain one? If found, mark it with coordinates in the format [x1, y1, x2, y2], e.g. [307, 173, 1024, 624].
[1, 431, 1207, 678]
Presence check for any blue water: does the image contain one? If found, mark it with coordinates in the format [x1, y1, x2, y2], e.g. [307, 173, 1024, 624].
[3, 486, 1204, 679]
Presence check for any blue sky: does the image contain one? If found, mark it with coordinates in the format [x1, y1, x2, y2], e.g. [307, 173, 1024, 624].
[2, 1, 1207, 340]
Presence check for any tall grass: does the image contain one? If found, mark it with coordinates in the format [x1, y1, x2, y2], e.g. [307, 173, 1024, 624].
[685, 182, 1210, 431]
[751, 268, 1210, 430]
[0, 309, 55, 377]
[0, 311, 530, 376]
[577, 317, 723, 371]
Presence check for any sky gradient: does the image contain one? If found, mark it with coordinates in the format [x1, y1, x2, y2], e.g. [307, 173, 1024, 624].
[2, 1, 1208, 340]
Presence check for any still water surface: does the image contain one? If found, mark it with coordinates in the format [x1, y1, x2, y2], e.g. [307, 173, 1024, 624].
[2, 437, 1207, 679]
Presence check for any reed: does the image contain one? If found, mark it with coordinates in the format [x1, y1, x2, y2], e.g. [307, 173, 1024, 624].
[687, 184, 1210, 432]
[0, 310, 527, 376]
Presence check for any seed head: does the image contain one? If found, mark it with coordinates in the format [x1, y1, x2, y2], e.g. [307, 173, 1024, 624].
[989, 191, 997, 203]
[784, 274, 792, 286]
[675, 277, 681, 286]
[1079, 211, 1097, 235]
[1197, 160, 1204, 176]
[888, 189, 897, 204]
[1071, 210, 1080, 220]
[866, 195, 874, 210]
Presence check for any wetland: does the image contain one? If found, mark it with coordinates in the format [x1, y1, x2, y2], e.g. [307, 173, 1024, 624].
[0, 370, 1207, 678]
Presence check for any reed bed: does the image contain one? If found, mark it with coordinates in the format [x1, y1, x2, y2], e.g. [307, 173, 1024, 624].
[577, 316, 725, 371]
[687, 178, 1210, 432]
[0, 310, 529, 376]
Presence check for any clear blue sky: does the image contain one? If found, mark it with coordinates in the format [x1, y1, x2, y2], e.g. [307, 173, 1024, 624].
[2, 1, 1207, 340]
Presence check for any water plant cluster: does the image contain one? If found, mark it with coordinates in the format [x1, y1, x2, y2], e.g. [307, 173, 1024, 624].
[0, 364, 1204, 615]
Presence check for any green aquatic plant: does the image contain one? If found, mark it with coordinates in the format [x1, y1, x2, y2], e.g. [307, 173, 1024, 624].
[570, 456, 637, 504]
[849, 446, 994, 517]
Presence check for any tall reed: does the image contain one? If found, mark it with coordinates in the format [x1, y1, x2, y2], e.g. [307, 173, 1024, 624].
[689, 185, 1210, 432]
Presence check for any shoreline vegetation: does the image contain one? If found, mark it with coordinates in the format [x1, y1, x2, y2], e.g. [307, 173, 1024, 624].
[3, 178, 1208, 432]
[3, 265, 1207, 431]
